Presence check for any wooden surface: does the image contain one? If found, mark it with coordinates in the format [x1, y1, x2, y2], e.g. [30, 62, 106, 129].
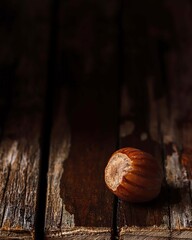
[45, 83, 118, 239]
[0, 0, 49, 239]
[160, 1, 192, 238]
[0, 87, 44, 240]
[118, 1, 192, 239]
[45, 0, 119, 238]
[0, 0, 192, 239]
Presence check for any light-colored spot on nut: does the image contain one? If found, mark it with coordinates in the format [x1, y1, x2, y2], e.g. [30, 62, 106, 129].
[120, 121, 135, 138]
[105, 153, 131, 191]
[140, 132, 148, 141]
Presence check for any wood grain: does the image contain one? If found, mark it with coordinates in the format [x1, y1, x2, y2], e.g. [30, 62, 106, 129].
[118, 0, 174, 239]
[45, 1, 119, 238]
[0, 110, 42, 239]
[159, 1, 192, 239]
[45, 85, 118, 239]
[118, 1, 170, 236]
[1, 0, 192, 239]
[0, 0, 50, 238]
[119, 0, 192, 239]
[118, 72, 170, 238]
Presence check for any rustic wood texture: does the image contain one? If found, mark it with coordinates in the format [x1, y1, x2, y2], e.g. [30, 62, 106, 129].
[45, 1, 119, 239]
[1, 0, 192, 239]
[0, 0, 50, 238]
[118, 80, 170, 240]
[159, 1, 192, 239]
[45, 85, 118, 238]
[119, 0, 192, 239]
[118, 1, 171, 239]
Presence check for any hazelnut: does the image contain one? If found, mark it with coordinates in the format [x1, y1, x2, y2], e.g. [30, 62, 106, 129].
[104, 147, 163, 202]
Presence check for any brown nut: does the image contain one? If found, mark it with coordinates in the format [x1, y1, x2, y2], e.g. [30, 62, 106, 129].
[104, 147, 163, 202]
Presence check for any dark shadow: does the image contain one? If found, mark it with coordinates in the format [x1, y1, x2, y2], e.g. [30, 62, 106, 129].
[0, 64, 16, 138]
[34, 0, 60, 239]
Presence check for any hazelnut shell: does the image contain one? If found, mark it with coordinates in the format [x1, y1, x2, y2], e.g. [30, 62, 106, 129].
[104, 147, 163, 202]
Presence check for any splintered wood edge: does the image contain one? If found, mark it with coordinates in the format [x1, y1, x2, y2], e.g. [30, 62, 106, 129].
[171, 229, 192, 239]
[0, 229, 33, 239]
[120, 227, 192, 239]
[120, 226, 169, 237]
[45, 227, 111, 239]
[45, 91, 74, 230]
[46, 137, 74, 230]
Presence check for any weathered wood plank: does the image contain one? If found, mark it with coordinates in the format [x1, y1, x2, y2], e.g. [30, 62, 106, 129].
[45, 85, 118, 238]
[118, 79, 170, 238]
[45, 85, 118, 239]
[0, 91, 45, 240]
[0, 233, 32, 240]
[118, 0, 174, 239]
[0, 0, 50, 238]
[119, 0, 192, 239]
[118, 80, 170, 240]
[159, 1, 192, 239]
[45, 1, 119, 238]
